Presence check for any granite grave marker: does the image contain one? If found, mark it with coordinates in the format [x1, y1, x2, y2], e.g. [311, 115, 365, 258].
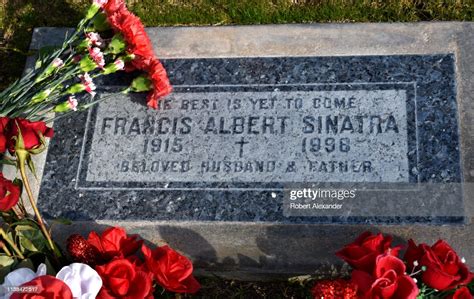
[27, 24, 474, 276]
[42, 53, 462, 221]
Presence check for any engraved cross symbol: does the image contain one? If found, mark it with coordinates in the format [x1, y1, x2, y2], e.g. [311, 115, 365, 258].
[235, 137, 249, 158]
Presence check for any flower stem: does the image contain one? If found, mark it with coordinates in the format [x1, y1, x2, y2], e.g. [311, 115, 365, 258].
[18, 161, 60, 257]
[0, 241, 12, 256]
[0, 228, 24, 259]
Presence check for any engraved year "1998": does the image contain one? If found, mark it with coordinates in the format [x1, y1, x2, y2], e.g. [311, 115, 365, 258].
[301, 137, 350, 153]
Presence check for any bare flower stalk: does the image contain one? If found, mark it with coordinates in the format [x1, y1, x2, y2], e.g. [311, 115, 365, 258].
[0, 241, 12, 256]
[17, 156, 61, 257]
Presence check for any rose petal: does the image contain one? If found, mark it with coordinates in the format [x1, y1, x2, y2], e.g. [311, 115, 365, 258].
[56, 263, 102, 299]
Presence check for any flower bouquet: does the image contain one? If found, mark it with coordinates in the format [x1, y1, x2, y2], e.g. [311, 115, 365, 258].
[311, 232, 474, 299]
[0, 0, 200, 298]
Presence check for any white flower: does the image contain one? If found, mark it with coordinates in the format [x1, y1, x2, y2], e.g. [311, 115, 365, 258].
[86, 32, 103, 47]
[88, 47, 105, 68]
[114, 59, 125, 71]
[52, 58, 64, 68]
[79, 73, 93, 85]
[68, 96, 78, 111]
[93, 0, 108, 7]
[79, 73, 96, 94]
[56, 263, 102, 299]
[0, 264, 47, 299]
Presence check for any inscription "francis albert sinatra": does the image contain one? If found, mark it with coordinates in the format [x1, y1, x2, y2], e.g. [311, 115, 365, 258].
[81, 85, 411, 185]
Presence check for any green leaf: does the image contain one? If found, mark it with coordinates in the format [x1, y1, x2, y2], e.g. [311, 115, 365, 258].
[107, 35, 126, 55]
[0, 255, 15, 267]
[91, 12, 110, 32]
[80, 56, 97, 72]
[76, 39, 89, 52]
[15, 258, 34, 270]
[30, 89, 52, 103]
[0, 159, 16, 166]
[0, 255, 16, 284]
[130, 76, 152, 92]
[15, 225, 47, 253]
[66, 83, 86, 95]
[26, 156, 38, 179]
[43, 257, 56, 276]
[12, 178, 23, 195]
[85, 4, 100, 20]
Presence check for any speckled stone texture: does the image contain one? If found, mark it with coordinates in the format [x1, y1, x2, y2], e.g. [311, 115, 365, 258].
[38, 54, 462, 223]
[26, 25, 474, 278]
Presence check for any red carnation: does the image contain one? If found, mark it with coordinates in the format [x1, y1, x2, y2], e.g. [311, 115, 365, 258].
[404, 239, 473, 291]
[0, 173, 20, 211]
[107, 8, 155, 59]
[11, 276, 73, 299]
[106, 6, 172, 108]
[7, 118, 53, 154]
[102, 0, 125, 15]
[351, 254, 419, 299]
[336, 231, 401, 273]
[96, 258, 153, 299]
[0, 117, 10, 153]
[145, 58, 173, 109]
[87, 226, 142, 263]
[311, 279, 358, 299]
[142, 245, 200, 294]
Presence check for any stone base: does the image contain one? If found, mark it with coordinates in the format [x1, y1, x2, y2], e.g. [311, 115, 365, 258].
[28, 22, 474, 278]
[50, 219, 474, 279]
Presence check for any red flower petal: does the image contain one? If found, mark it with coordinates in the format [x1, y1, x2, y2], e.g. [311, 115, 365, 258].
[11, 276, 73, 299]
[0, 173, 20, 211]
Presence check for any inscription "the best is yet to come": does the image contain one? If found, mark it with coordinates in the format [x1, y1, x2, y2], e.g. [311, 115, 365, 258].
[83, 85, 411, 184]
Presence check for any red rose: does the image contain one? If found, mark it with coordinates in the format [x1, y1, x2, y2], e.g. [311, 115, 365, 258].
[0, 117, 10, 153]
[142, 245, 200, 294]
[96, 258, 153, 299]
[403, 239, 424, 271]
[87, 226, 143, 262]
[404, 240, 473, 291]
[351, 255, 419, 299]
[0, 173, 20, 211]
[448, 287, 473, 299]
[311, 279, 358, 299]
[336, 231, 401, 273]
[7, 118, 53, 154]
[11, 275, 73, 299]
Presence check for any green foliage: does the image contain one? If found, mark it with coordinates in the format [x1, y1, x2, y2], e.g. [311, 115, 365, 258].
[130, 75, 152, 92]
[1, 0, 474, 91]
[15, 224, 48, 252]
[91, 12, 110, 32]
[79, 55, 97, 72]
[107, 34, 126, 55]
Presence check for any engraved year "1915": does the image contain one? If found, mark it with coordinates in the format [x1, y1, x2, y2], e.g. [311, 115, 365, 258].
[143, 138, 184, 154]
